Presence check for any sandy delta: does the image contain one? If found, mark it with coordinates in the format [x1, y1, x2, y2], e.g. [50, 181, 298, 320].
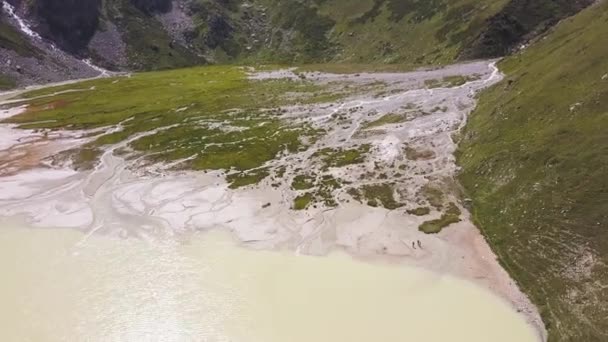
[0, 61, 546, 341]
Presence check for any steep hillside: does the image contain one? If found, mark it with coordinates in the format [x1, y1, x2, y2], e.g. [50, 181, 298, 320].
[0, 12, 40, 57]
[461, 0, 593, 59]
[313, 0, 509, 64]
[207, 0, 592, 65]
[99, 0, 202, 70]
[0, 3, 100, 87]
[0, 6, 39, 88]
[29, 0, 102, 53]
[458, 2, 608, 341]
[0, 0, 595, 84]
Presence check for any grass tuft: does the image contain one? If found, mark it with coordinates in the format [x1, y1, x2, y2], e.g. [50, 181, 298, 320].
[313, 144, 371, 168]
[293, 193, 313, 210]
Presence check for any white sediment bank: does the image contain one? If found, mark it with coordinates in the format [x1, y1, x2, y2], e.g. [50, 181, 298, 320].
[0, 61, 546, 341]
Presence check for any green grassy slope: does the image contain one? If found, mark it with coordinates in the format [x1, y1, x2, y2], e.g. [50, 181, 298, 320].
[317, 0, 510, 65]
[234, 0, 510, 65]
[458, 2, 608, 341]
[240, 0, 591, 66]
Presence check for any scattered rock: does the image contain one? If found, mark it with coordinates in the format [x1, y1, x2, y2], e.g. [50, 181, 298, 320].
[569, 102, 582, 112]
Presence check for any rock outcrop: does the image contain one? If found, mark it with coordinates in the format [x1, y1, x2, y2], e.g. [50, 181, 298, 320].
[31, 0, 102, 53]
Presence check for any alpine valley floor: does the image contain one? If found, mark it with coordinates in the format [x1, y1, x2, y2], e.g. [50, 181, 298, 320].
[0, 60, 545, 341]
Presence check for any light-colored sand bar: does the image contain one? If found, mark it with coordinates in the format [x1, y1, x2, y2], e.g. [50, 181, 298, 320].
[0, 224, 539, 342]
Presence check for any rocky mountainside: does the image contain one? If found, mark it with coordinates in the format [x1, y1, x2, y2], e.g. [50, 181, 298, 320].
[0, 1, 102, 88]
[0, 0, 594, 88]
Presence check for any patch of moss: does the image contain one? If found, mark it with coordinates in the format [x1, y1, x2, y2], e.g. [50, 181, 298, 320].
[424, 75, 479, 88]
[347, 187, 363, 202]
[313, 144, 371, 168]
[292, 174, 316, 190]
[419, 203, 461, 234]
[315, 175, 341, 207]
[226, 168, 270, 189]
[52, 146, 102, 171]
[293, 193, 313, 210]
[362, 113, 408, 129]
[275, 166, 287, 178]
[420, 184, 444, 209]
[361, 183, 403, 210]
[407, 207, 431, 216]
[446, 202, 462, 216]
[320, 175, 342, 190]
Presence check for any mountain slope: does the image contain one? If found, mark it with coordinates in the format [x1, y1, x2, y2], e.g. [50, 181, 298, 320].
[460, 0, 593, 59]
[0, 0, 595, 88]
[458, 2, 608, 341]
[203, 0, 593, 65]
